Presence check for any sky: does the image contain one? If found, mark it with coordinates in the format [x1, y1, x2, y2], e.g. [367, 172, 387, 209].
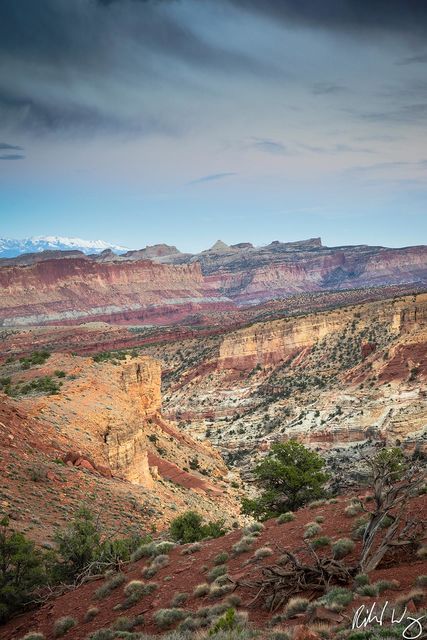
[1, 0, 427, 252]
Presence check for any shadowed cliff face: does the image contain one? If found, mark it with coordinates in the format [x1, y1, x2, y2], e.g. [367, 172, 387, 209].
[0, 241, 426, 326]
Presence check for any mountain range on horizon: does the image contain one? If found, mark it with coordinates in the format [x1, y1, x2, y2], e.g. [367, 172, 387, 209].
[0, 235, 129, 258]
[2, 234, 427, 262]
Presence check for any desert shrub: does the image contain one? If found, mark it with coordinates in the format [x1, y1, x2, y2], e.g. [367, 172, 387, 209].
[213, 551, 229, 565]
[283, 597, 309, 618]
[277, 512, 295, 524]
[170, 511, 225, 543]
[354, 573, 370, 587]
[52, 616, 76, 638]
[317, 587, 353, 609]
[0, 517, 46, 623]
[375, 579, 400, 593]
[310, 536, 331, 549]
[153, 541, 175, 556]
[242, 441, 328, 518]
[112, 614, 143, 631]
[232, 537, 256, 555]
[170, 592, 189, 607]
[314, 515, 324, 524]
[303, 522, 321, 539]
[181, 542, 202, 555]
[94, 573, 125, 600]
[21, 634, 46, 640]
[332, 538, 355, 559]
[130, 542, 155, 562]
[308, 499, 327, 508]
[352, 516, 369, 540]
[209, 582, 233, 598]
[154, 608, 187, 629]
[356, 584, 378, 597]
[84, 607, 99, 622]
[244, 522, 264, 534]
[209, 607, 238, 634]
[86, 630, 115, 640]
[208, 564, 227, 582]
[54, 507, 100, 581]
[226, 595, 242, 607]
[253, 547, 273, 560]
[416, 575, 427, 587]
[395, 589, 425, 606]
[20, 351, 51, 368]
[194, 583, 210, 597]
[344, 502, 363, 517]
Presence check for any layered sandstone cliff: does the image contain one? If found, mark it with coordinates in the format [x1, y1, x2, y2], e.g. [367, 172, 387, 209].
[0, 240, 426, 326]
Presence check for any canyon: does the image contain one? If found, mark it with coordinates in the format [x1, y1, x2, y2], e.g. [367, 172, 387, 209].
[0, 238, 426, 326]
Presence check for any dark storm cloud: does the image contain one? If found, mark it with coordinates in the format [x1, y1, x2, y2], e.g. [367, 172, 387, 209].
[188, 172, 237, 185]
[0, 0, 282, 135]
[227, 1, 427, 37]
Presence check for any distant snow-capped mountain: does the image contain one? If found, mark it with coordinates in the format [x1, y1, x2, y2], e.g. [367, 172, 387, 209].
[0, 236, 128, 258]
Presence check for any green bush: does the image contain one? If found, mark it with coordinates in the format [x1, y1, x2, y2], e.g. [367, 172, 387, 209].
[20, 351, 51, 369]
[170, 511, 225, 543]
[242, 441, 329, 519]
[0, 517, 46, 623]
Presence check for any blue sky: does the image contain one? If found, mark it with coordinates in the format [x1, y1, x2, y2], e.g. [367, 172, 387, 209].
[1, 0, 427, 252]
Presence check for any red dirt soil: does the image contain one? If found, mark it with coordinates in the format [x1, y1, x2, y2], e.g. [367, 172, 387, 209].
[1, 495, 426, 640]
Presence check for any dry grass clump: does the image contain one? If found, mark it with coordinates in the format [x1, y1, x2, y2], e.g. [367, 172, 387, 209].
[170, 592, 189, 607]
[244, 522, 264, 534]
[232, 536, 256, 555]
[283, 597, 310, 618]
[253, 546, 273, 560]
[181, 542, 202, 555]
[52, 616, 77, 638]
[303, 522, 321, 539]
[207, 564, 228, 582]
[213, 551, 229, 565]
[277, 512, 295, 524]
[94, 573, 125, 600]
[21, 634, 46, 640]
[332, 537, 355, 559]
[193, 582, 210, 597]
[153, 608, 187, 629]
[83, 607, 99, 622]
[310, 535, 331, 549]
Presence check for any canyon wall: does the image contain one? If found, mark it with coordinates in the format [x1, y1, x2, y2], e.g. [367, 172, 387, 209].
[217, 294, 427, 371]
[0, 241, 426, 326]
